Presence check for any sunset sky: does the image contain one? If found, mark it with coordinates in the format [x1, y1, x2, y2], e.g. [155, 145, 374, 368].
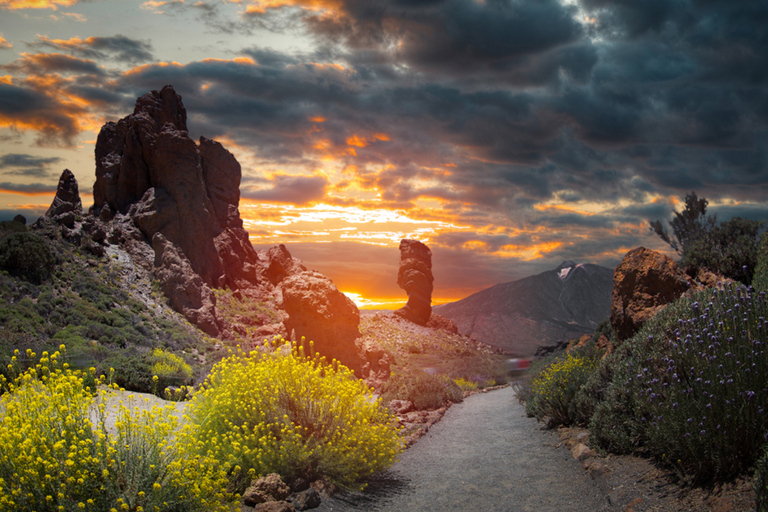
[1, 0, 767, 308]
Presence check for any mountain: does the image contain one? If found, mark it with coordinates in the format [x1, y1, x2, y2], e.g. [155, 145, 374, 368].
[433, 261, 614, 356]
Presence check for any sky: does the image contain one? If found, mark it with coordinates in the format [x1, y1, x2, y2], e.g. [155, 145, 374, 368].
[0, 0, 767, 308]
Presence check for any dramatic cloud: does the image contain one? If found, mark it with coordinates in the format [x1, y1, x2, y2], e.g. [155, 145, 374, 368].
[31, 35, 154, 63]
[0, 153, 62, 177]
[0, 0, 79, 9]
[0, 0, 767, 300]
[0, 36, 12, 49]
[0, 181, 57, 194]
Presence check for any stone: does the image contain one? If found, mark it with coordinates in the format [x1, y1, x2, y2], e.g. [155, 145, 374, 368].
[151, 232, 220, 336]
[46, 169, 82, 227]
[358, 338, 392, 389]
[426, 313, 459, 334]
[610, 247, 690, 341]
[571, 442, 595, 461]
[291, 488, 321, 511]
[389, 399, 415, 414]
[12, 214, 26, 225]
[246, 473, 291, 502]
[262, 244, 306, 285]
[250, 502, 295, 512]
[280, 271, 362, 373]
[394, 239, 434, 325]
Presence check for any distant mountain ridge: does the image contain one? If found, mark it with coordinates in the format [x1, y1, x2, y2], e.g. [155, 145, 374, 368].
[433, 261, 614, 356]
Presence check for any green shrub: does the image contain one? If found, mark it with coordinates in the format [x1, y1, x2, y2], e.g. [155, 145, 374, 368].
[0, 232, 56, 284]
[149, 347, 193, 396]
[187, 339, 403, 492]
[756, 445, 768, 512]
[754, 231, 768, 292]
[0, 346, 231, 512]
[683, 217, 763, 284]
[380, 370, 463, 410]
[591, 285, 768, 483]
[525, 354, 598, 427]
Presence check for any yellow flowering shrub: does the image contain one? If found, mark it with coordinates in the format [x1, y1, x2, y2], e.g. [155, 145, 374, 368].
[187, 339, 403, 491]
[0, 346, 231, 512]
[525, 354, 597, 427]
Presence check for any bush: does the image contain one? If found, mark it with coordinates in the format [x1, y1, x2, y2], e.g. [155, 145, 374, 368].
[0, 346, 231, 512]
[591, 285, 768, 483]
[683, 217, 763, 284]
[754, 231, 768, 292]
[187, 340, 403, 492]
[756, 445, 768, 512]
[524, 354, 598, 427]
[0, 232, 56, 284]
[380, 371, 463, 410]
[149, 347, 193, 395]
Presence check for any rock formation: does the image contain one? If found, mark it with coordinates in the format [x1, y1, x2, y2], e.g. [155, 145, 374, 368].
[394, 239, 434, 325]
[280, 271, 363, 373]
[92, 85, 261, 295]
[46, 169, 82, 228]
[40, 85, 371, 374]
[610, 247, 690, 341]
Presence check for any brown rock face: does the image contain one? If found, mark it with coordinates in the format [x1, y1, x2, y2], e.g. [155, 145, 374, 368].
[46, 169, 82, 227]
[610, 247, 690, 341]
[394, 239, 434, 325]
[280, 271, 362, 373]
[91, 85, 263, 335]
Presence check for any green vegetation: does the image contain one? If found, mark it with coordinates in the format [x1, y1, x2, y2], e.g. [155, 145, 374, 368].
[651, 191, 764, 284]
[753, 231, 768, 292]
[0, 231, 57, 284]
[0, 347, 231, 512]
[380, 371, 463, 410]
[0, 227, 209, 395]
[187, 339, 403, 492]
[212, 288, 280, 345]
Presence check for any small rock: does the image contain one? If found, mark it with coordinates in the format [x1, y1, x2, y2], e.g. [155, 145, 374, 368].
[290, 477, 310, 493]
[571, 443, 595, 461]
[291, 488, 321, 511]
[242, 489, 272, 507]
[251, 502, 295, 512]
[389, 399, 414, 414]
[246, 473, 291, 502]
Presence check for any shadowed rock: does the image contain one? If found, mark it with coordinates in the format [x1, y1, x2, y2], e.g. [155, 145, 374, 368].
[280, 271, 363, 373]
[46, 169, 82, 228]
[394, 239, 433, 325]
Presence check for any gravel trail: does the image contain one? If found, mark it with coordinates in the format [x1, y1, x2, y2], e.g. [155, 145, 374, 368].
[316, 386, 609, 512]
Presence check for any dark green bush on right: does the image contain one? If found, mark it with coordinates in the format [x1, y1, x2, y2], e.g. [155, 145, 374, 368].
[754, 231, 768, 292]
[380, 371, 463, 410]
[0, 232, 56, 284]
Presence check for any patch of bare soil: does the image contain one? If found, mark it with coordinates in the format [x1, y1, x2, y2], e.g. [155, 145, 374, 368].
[556, 427, 756, 512]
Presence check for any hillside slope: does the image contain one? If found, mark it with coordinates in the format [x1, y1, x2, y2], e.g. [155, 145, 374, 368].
[433, 261, 613, 356]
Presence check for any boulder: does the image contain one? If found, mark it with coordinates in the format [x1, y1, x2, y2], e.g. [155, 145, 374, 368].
[610, 247, 690, 341]
[247, 502, 295, 512]
[394, 239, 434, 325]
[291, 488, 321, 511]
[357, 338, 392, 389]
[46, 169, 82, 227]
[245, 474, 291, 503]
[280, 271, 362, 373]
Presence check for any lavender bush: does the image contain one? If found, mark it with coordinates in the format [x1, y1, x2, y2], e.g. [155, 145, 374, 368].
[591, 284, 768, 483]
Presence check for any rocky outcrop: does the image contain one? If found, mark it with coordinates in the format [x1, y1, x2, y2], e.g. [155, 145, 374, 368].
[46, 169, 82, 228]
[12, 214, 26, 225]
[91, 85, 265, 335]
[280, 271, 363, 373]
[394, 239, 434, 325]
[610, 247, 690, 342]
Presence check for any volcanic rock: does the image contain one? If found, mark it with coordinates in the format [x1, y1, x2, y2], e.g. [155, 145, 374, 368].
[245, 474, 291, 504]
[394, 239, 434, 325]
[610, 247, 690, 342]
[280, 271, 362, 373]
[291, 488, 321, 511]
[46, 169, 82, 228]
[426, 313, 459, 334]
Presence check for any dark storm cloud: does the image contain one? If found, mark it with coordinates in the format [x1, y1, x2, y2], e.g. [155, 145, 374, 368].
[31, 35, 154, 64]
[0, 153, 62, 177]
[0, 181, 57, 194]
[0, 81, 81, 145]
[3, 53, 104, 76]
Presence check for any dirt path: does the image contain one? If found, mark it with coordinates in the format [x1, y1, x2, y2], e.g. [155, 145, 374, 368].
[316, 386, 610, 512]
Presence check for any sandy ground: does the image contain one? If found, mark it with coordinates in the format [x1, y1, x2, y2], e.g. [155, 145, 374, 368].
[90, 389, 189, 434]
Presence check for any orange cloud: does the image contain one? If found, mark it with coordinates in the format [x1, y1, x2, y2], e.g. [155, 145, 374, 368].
[0, 0, 78, 9]
[0, 36, 11, 49]
[243, 0, 341, 14]
[201, 56, 257, 65]
[123, 61, 183, 76]
[308, 116, 326, 123]
[346, 132, 391, 148]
